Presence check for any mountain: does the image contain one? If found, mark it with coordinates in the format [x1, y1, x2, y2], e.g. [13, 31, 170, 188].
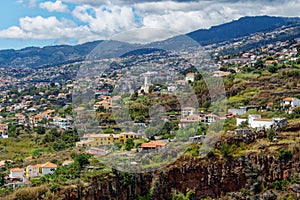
[0, 40, 102, 68]
[187, 15, 300, 45]
[1, 16, 300, 68]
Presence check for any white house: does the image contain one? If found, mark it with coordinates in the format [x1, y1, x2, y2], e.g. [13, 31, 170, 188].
[182, 107, 196, 117]
[237, 115, 287, 129]
[52, 117, 72, 129]
[204, 114, 219, 124]
[9, 168, 24, 179]
[283, 97, 300, 108]
[0, 124, 8, 138]
[185, 73, 195, 82]
[41, 162, 57, 175]
[250, 118, 274, 129]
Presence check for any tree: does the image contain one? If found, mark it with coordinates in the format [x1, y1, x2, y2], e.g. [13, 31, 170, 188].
[124, 138, 134, 151]
[267, 129, 276, 142]
[268, 64, 278, 73]
[72, 153, 92, 169]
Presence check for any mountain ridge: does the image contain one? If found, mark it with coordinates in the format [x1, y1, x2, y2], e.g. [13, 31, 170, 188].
[1, 15, 300, 68]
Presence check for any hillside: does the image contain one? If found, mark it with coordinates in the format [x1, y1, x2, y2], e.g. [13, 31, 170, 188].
[187, 15, 300, 45]
[1, 16, 300, 68]
[0, 41, 102, 68]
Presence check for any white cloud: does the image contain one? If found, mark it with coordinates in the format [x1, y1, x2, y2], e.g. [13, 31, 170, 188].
[0, 16, 97, 43]
[137, 0, 300, 34]
[39, 1, 70, 13]
[2, 0, 300, 45]
[72, 4, 139, 37]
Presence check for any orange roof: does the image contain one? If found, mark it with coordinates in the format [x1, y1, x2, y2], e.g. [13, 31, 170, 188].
[43, 109, 55, 114]
[11, 168, 23, 172]
[284, 97, 293, 101]
[33, 114, 44, 119]
[141, 141, 167, 148]
[41, 162, 57, 168]
[267, 102, 273, 106]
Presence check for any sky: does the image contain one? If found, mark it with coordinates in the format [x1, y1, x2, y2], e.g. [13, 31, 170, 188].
[0, 0, 300, 50]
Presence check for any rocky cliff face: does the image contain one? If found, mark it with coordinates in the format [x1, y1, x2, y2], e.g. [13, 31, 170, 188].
[57, 151, 300, 200]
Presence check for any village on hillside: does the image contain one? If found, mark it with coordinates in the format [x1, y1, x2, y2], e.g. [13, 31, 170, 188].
[0, 28, 299, 192]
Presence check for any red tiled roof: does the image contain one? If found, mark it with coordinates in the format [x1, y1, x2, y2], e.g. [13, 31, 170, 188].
[41, 162, 57, 168]
[284, 97, 293, 101]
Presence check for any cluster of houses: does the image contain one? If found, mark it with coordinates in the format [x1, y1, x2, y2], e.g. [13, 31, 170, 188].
[214, 26, 299, 66]
[0, 109, 73, 140]
[179, 107, 221, 127]
[1, 161, 59, 188]
[9, 162, 58, 180]
[76, 131, 170, 152]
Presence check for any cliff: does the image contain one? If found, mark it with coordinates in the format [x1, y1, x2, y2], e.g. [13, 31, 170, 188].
[56, 151, 300, 200]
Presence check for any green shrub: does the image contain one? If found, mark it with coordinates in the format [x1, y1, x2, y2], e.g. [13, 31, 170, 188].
[267, 129, 276, 142]
[272, 180, 289, 191]
[278, 148, 292, 161]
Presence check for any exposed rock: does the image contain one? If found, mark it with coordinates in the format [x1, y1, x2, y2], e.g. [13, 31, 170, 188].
[55, 152, 300, 200]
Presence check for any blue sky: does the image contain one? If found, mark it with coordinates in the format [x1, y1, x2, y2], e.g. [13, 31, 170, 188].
[0, 0, 300, 50]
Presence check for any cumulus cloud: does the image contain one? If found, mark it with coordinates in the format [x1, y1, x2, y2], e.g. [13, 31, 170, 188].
[72, 4, 140, 37]
[2, 0, 300, 45]
[39, 1, 70, 13]
[0, 16, 97, 43]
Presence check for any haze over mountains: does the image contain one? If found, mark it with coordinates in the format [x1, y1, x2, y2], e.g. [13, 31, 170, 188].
[0, 15, 300, 68]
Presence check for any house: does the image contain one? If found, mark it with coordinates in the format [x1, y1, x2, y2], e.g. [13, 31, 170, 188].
[182, 107, 196, 117]
[25, 164, 41, 178]
[9, 168, 24, 179]
[140, 141, 167, 151]
[94, 100, 112, 110]
[185, 73, 195, 82]
[228, 108, 247, 116]
[175, 80, 187, 86]
[76, 132, 139, 148]
[30, 114, 44, 125]
[283, 97, 300, 108]
[95, 89, 110, 98]
[41, 162, 57, 175]
[167, 85, 177, 92]
[266, 102, 273, 110]
[99, 96, 113, 104]
[41, 109, 55, 119]
[179, 115, 202, 128]
[189, 135, 206, 143]
[15, 113, 26, 125]
[0, 124, 8, 138]
[204, 114, 219, 124]
[52, 117, 72, 129]
[237, 115, 287, 129]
